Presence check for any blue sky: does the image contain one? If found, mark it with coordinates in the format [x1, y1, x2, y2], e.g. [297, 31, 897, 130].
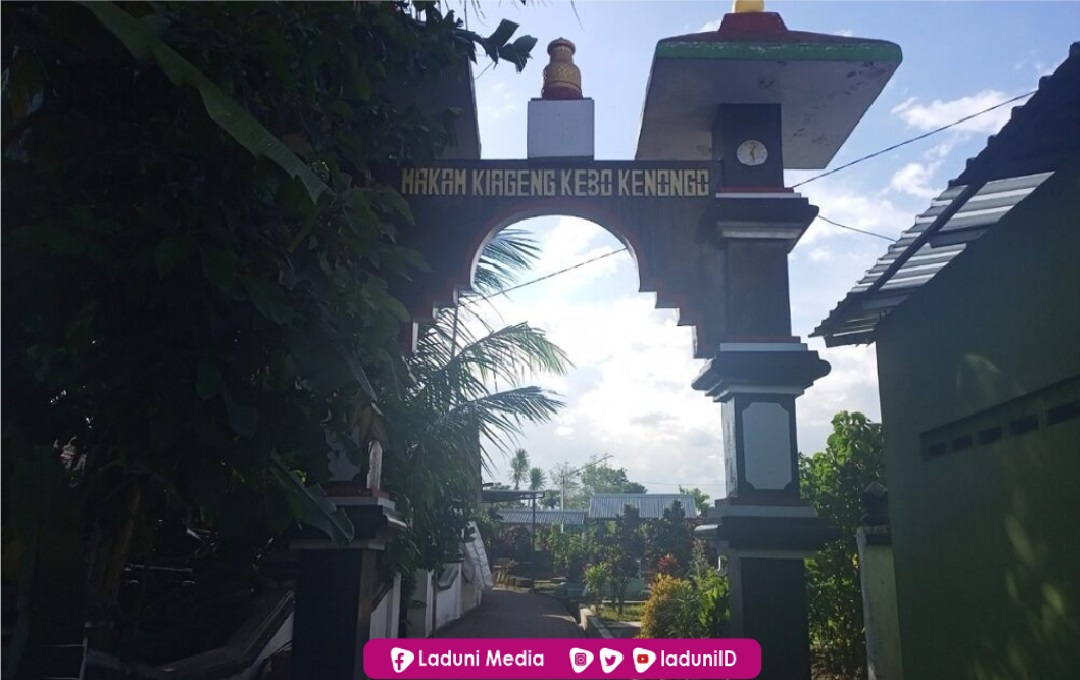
[460, 1, 1079, 498]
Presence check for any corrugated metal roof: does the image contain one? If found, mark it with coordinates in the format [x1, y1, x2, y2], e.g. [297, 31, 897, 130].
[497, 509, 586, 526]
[813, 42, 1080, 347]
[589, 494, 699, 520]
[812, 172, 1053, 346]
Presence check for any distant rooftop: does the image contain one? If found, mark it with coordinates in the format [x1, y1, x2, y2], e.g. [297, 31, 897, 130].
[589, 494, 699, 520]
[813, 42, 1080, 347]
[497, 509, 586, 526]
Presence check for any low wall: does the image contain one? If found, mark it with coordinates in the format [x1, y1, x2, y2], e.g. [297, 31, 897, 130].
[433, 564, 463, 630]
[370, 575, 402, 640]
[578, 606, 641, 640]
[407, 562, 484, 638]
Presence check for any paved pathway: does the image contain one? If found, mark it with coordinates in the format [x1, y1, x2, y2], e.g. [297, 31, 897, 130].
[439, 588, 583, 638]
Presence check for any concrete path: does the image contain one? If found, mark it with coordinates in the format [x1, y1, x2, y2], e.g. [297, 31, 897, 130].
[438, 588, 583, 638]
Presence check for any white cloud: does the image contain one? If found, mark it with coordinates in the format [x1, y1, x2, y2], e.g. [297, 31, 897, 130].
[836, 29, 854, 37]
[531, 217, 623, 285]
[791, 177, 915, 245]
[699, 19, 721, 32]
[891, 89, 1014, 135]
[477, 208, 890, 493]
[798, 342, 882, 453]
[889, 161, 940, 199]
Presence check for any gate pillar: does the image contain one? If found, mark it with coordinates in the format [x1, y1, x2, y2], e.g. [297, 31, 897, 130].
[290, 448, 406, 680]
[636, 3, 901, 679]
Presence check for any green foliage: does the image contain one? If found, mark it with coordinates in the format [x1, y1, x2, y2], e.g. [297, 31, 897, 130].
[656, 554, 680, 577]
[689, 539, 729, 638]
[549, 461, 582, 508]
[800, 411, 886, 680]
[510, 448, 530, 489]
[542, 526, 585, 581]
[472, 507, 502, 560]
[679, 486, 711, 515]
[528, 466, 546, 491]
[553, 455, 647, 509]
[378, 229, 571, 578]
[604, 505, 644, 613]
[579, 457, 646, 505]
[640, 575, 704, 638]
[2, 0, 539, 673]
[640, 542, 730, 639]
[584, 562, 611, 606]
[643, 500, 692, 578]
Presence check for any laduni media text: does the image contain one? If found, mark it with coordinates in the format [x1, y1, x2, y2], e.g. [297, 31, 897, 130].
[363, 637, 762, 678]
[661, 648, 739, 668]
[415, 649, 543, 668]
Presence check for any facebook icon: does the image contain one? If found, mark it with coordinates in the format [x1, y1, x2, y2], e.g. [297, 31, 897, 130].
[390, 648, 415, 673]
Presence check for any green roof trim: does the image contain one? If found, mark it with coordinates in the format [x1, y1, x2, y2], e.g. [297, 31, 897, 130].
[655, 40, 902, 63]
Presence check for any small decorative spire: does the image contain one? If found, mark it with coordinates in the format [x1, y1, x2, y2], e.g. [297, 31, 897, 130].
[366, 441, 383, 491]
[541, 38, 583, 100]
[732, 0, 765, 12]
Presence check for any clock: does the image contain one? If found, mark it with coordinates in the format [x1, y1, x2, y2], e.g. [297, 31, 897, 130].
[736, 139, 768, 166]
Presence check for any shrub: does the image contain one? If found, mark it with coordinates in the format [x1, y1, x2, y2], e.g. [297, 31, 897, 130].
[583, 562, 611, 606]
[690, 560, 730, 637]
[640, 574, 705, 638]
[656, 553, 680, 578]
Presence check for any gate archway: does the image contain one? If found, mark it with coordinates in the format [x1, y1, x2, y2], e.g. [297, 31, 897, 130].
[374, 5, 902, 679]
[393, 160, 730, 357]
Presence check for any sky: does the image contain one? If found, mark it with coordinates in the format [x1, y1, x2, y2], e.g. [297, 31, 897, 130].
[457, 1, 1080, 499]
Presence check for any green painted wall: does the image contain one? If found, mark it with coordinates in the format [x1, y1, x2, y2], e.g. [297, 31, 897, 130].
[875, 164, 1080, 680]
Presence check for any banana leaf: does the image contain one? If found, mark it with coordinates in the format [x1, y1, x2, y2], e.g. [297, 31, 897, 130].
[79, 1, 329, 204]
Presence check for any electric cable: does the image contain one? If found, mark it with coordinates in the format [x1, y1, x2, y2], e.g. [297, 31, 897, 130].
[791, 89, 1036, 189]
[460, 89, 1036, 299]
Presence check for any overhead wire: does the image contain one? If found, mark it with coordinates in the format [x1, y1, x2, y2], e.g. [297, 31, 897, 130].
[814, 215, 894, 242]
[791, 89, 1036, 189]
[461, 88, 1033, 300]
[462, 214, 887, 304]
[461, 246, 630, 304]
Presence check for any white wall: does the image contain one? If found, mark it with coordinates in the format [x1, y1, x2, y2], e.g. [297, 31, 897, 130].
[433, 564, 463, 630]
[407, 569, 434, 638]
[370, 575, 402, 640]
[405, 562, 485, 637]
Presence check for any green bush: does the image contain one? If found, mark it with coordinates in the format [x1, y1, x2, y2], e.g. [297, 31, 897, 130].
[690, 558, 730, 638]
[801, 411, 885, 679]
[583, 562, 611, 606]
[640, 574, 704, 638]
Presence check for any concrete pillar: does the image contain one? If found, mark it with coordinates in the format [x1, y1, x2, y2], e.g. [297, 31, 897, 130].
[727, 554, 812, 679]
[857, 484, 903, 680]
[694, 343, 838, 680]
[289, 496, 405, 680]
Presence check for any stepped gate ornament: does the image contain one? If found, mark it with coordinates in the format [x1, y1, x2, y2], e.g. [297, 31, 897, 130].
[386, 3, 901, 680]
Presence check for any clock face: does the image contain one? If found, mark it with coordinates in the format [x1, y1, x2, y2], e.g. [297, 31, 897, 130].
[736, 139, 768, 166]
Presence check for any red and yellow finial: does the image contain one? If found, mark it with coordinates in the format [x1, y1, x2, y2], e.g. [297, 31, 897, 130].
[732, 0, 765, 12]
[541, 38, 583, 100]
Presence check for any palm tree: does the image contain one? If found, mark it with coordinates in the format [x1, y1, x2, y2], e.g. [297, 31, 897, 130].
[377, 228, 573, 575]
[528, 467, 546, 492]
[511, 449, 531, 489]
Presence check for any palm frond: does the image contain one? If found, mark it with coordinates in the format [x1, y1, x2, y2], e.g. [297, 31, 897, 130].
[469, 228, 541, 296]
[431, 386, 565, 454]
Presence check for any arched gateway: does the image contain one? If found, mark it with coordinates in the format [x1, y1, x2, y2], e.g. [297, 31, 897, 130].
[297, 4, 902, 680]
[392, 6, 900, 680]
[397, 157, 725, 354]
